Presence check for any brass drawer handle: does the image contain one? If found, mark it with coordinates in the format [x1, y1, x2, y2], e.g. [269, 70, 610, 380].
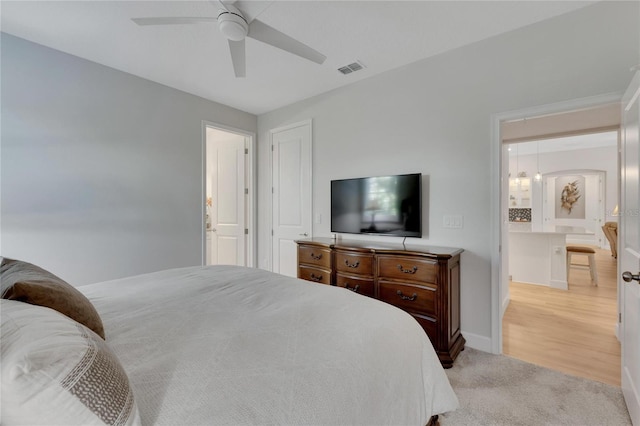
[345, 259, 360, 268]
[310, 273, 323, 282]
[397, 264, 418, 274]
[396, 290, 417, 301]
[310, 252, 322, 260]
[345, 283, 360, 293]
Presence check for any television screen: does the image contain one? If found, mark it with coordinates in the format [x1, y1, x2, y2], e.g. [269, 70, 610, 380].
[331, 173, 422, 237]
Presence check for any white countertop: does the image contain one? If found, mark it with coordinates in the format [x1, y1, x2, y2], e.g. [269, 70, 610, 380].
[509, 225, 594, 235]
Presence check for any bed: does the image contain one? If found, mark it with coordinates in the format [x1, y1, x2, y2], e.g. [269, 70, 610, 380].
[1, 259, 458, 425]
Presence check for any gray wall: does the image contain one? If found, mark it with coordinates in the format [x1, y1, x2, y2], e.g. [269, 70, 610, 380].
[256, 1, 640, 349]
[1, 33, 257, 285]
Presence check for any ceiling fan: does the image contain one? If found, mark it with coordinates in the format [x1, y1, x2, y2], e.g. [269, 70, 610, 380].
[132, 0, 326, 78]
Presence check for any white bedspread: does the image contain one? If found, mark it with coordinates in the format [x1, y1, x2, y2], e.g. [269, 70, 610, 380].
[80, 265, 458, 425]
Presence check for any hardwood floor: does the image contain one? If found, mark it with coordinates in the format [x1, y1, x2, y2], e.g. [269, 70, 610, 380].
[502, 245, 621, 386]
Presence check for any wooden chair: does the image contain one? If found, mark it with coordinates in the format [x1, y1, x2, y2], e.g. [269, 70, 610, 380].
[602, 222, 618, 258]
[566, 245, 598, 286]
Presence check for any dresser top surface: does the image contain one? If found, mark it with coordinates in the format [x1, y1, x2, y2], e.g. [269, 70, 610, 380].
[296, 237, 463, 258]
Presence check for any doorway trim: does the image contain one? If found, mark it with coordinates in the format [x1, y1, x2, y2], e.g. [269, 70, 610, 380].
[490, 92, 623, 354]
[201, 120, 257, 267]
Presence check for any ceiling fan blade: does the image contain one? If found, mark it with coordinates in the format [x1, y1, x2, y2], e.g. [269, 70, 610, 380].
[233, 1, 274, 23]
[131, 17, 217, 26]
[247, 19, 326, 65]
[228, 39, 246, 78]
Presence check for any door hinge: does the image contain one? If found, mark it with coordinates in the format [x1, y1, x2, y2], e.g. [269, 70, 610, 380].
[271, 145, 274, 151]
[245, 148, 248, 154]
[244, 188, 249, 195]
[619, 312, 622, 323]
[271, 229, 274, 236]
[272, 187, 274, 194]
[245, 229, 249, 235]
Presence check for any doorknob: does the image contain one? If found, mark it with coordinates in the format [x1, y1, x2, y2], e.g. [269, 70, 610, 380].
[622, 271, 640, 283]
[212, 228, 217, 232]
[299, 232, 308, 236]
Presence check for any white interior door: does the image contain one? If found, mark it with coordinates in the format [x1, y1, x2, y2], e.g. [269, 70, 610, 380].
[271, 120, 312, 277]
[621, 71, 640, 425]
[207, 130, 246, 266]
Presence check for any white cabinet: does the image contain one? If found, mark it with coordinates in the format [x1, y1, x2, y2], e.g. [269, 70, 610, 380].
[509, 230, 568, 289]
[509, 177, 531, 208]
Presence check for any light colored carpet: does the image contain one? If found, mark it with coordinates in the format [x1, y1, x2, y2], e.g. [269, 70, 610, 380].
[440, 348, 631, 425]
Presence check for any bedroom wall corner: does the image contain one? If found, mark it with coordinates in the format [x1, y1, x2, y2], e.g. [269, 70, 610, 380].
[0, 33, 257, 285]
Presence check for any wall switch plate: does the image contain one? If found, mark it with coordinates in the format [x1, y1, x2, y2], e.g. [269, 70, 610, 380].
[444, 215, 463, 229]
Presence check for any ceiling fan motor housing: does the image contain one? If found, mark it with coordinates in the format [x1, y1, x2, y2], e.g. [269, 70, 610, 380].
[217, 6, 248, 41]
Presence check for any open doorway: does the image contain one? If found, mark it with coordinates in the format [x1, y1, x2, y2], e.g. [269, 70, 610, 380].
[203, 123, 256, 267]
[490, 96, 623, 383]
[502, 131, 620, 385]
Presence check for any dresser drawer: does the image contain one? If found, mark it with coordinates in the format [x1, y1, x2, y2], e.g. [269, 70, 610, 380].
[298, 245, 332, 269]
[411, 313, 438, 345]
[335, 273, 375, 297]
[377, 256, 437, 284]
[298, 266, 331, 285]
[378, 281, 437, 316]
[335, 251, 374, 276]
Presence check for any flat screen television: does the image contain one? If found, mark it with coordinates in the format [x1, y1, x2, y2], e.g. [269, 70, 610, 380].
[331, 173, 422, 237]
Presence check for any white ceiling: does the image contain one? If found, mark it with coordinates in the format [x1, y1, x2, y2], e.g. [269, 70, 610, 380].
[1, 1, 595, 115]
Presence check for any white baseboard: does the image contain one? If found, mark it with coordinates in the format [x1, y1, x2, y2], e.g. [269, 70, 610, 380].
[462, 331, 493, 353]
[502, 295, 510, 314]
[550, 279, 568, 290]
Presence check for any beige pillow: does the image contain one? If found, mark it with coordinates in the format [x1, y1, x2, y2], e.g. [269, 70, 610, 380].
[0, 257, 105, 339]
[1, 299, 141, 425]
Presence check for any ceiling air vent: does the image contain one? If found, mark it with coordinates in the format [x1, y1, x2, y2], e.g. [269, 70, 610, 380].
[338, 61, 365, 75]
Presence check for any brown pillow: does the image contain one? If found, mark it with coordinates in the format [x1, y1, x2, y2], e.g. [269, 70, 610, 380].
[0, 257, 105, 339]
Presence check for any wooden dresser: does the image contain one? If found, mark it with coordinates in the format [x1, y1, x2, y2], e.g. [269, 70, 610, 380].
[296, 237, 464, 367]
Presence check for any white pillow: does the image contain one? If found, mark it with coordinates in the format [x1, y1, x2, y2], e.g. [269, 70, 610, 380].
[1, 299, 141, 425]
